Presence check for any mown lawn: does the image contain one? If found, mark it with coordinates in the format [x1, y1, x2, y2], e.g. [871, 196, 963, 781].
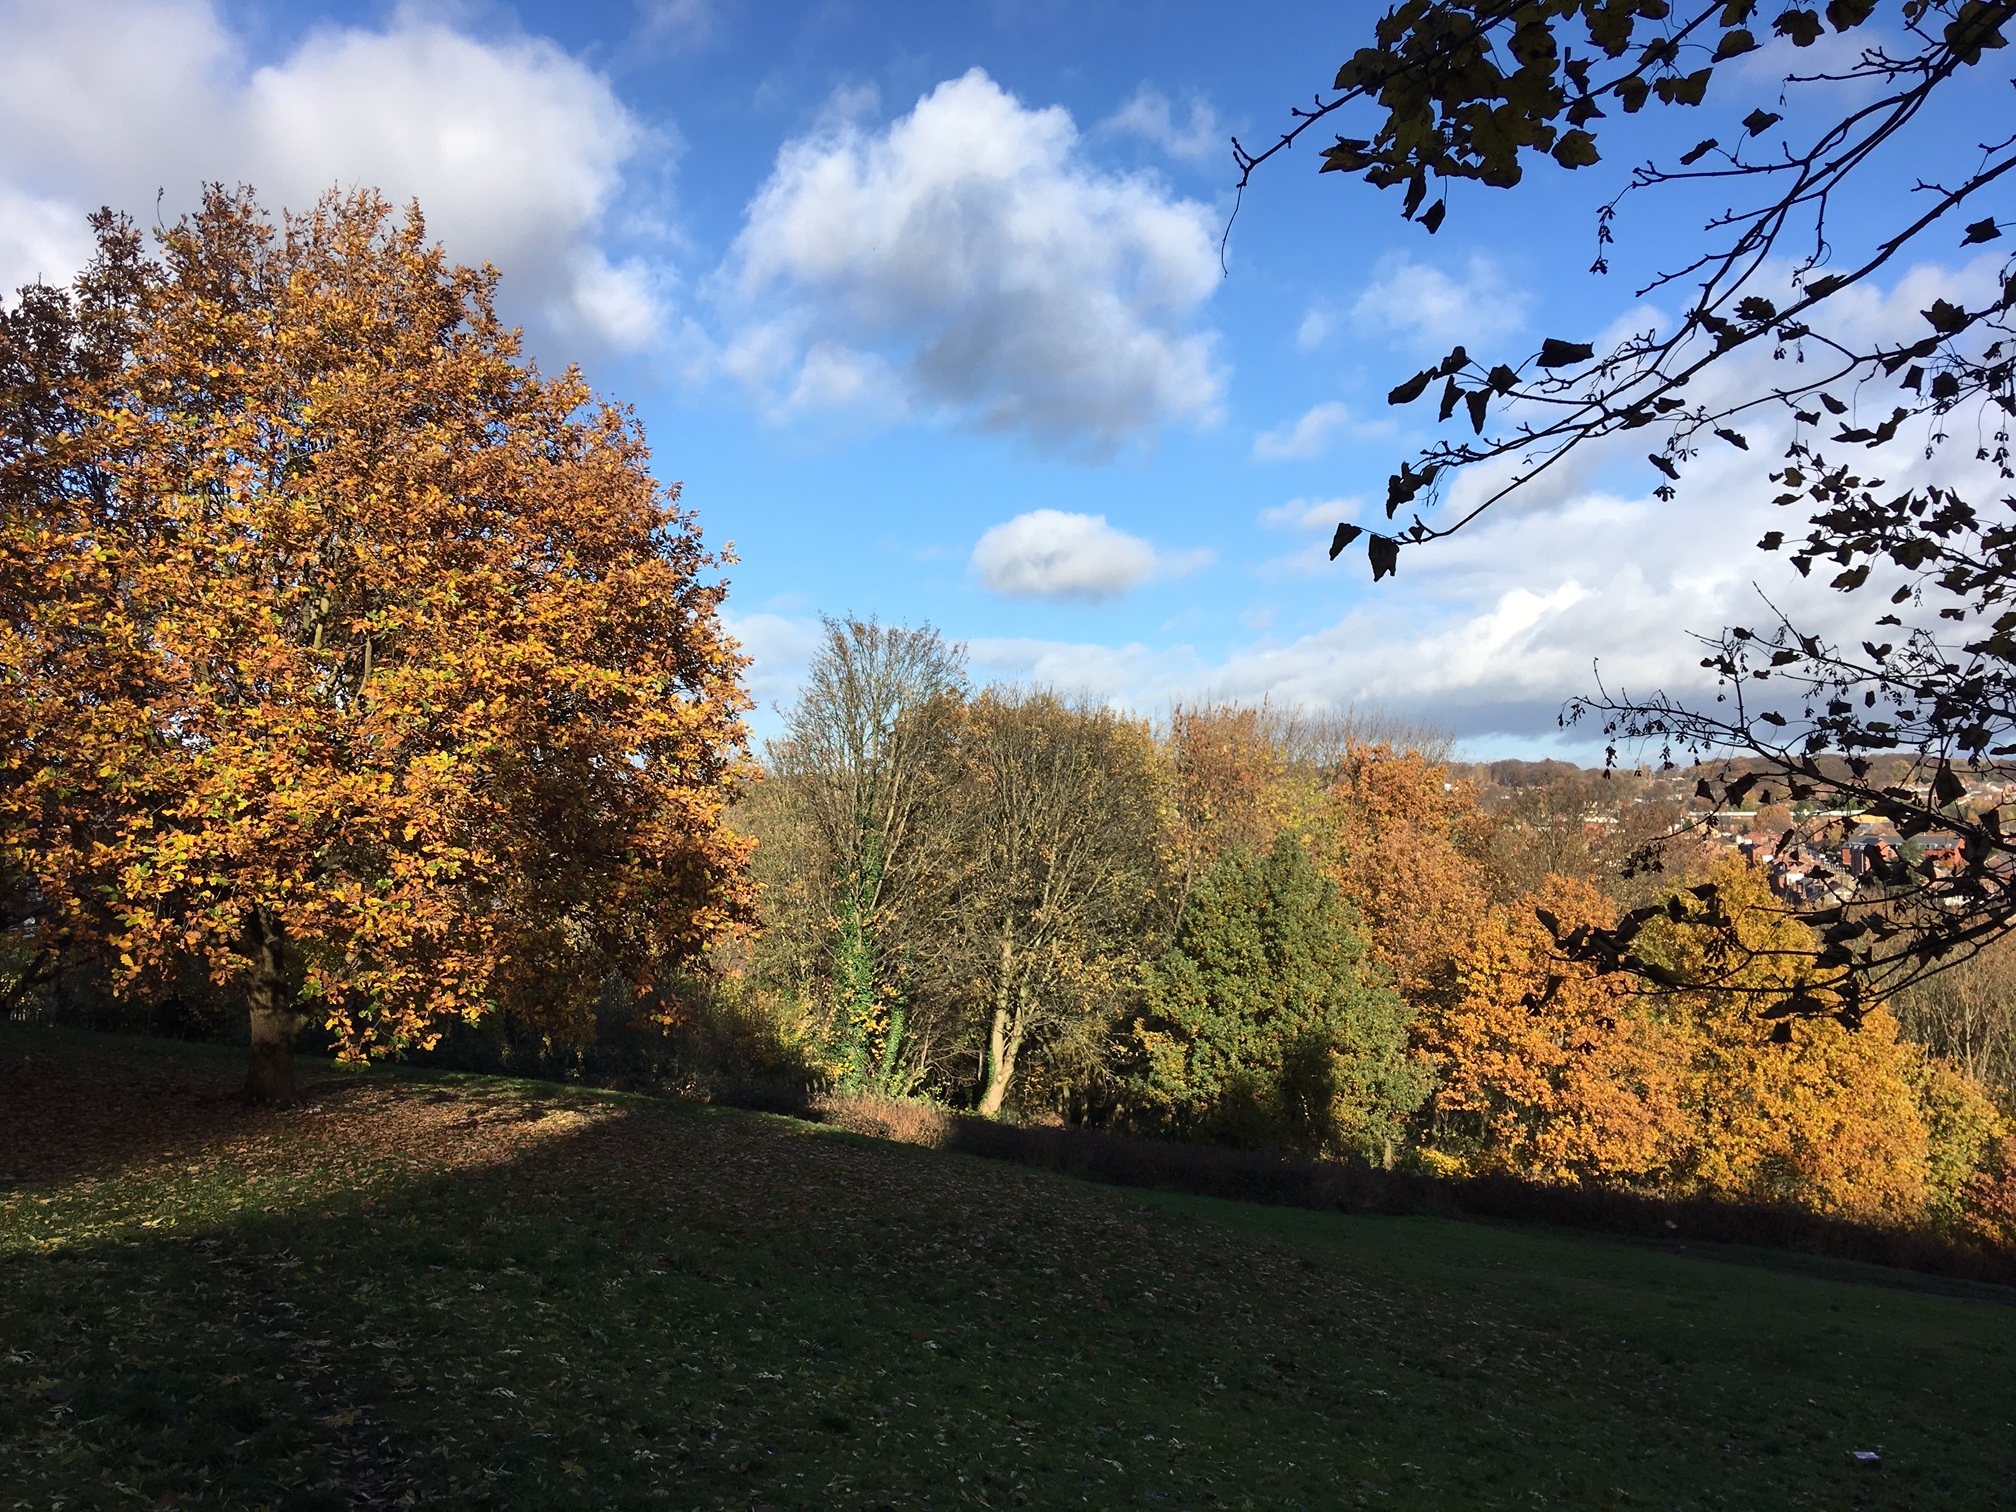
[2, 1026, 2012, 1510]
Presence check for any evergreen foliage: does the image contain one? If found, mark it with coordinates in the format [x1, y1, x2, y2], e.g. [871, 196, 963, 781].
[1134, 833, 1430, 1159]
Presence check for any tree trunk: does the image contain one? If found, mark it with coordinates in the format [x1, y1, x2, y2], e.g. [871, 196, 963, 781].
[243, 905, 302, 1105]
[977, 1006, 1016, 1118]
[977, 934, 1022, 1118]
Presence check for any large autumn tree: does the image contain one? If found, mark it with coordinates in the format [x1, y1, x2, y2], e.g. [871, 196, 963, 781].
[0, 188, 753, 1101]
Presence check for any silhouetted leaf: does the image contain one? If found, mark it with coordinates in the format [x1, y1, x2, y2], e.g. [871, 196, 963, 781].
[1465, 388, 1490, 433]
[1825, 0, 1875, 29]
[1319, 137, 1374, 174]
[1774, 8, 1822, 45]
[1387, 369, 1435, 405]
[1420, 199, 1447, 233]
[1741, 107, 1782, 134]
[1537, 338, 1595, 367]
[1402, 171, 1428, 219]
[1367, 534, 1400, 581]
[1385, 462, 1437, 514]
[1328, 522, 1363, 561]
[1552, 130, 1600, 169]
[1715, 427, 1750, 450]
[1923, 298, 1971, 335]
[1648, 453, 1681, 481]
[1934, 762, 1967, 807]
[1655, 68, 1712, 106]
[1679, 138, 1719, 165]
[1758, 531, 1784, 550]
[1962, 216, 2001, 245]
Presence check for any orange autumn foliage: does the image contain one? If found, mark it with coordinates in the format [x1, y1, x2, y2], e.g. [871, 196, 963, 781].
[1963, 1137, 2016, 1250]
[0, 189, 753, 1098]
[1425, 876, 1692, 1187]
[1321, 744, 1493, 1009]
[1429, 858, 1956, 1224]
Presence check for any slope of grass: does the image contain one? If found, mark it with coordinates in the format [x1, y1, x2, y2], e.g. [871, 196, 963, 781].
[2, 1025, 2012, 1510]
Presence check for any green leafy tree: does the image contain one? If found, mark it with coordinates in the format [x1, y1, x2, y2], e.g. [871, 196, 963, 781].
[1134, 833, 1430, 1160]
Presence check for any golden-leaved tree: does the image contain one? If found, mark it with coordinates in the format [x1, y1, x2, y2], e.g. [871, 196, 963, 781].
[1424, 876, 1694, 1188]
[1650, 860, 1938, 1223]
[1428, 857, 2005, 1226]
[0, 188, 753, 1101]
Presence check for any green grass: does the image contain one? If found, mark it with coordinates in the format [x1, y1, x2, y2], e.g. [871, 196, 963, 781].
[3, 1025, 2013, 1510]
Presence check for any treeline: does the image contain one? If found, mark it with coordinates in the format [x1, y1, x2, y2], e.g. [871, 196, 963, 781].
[712, 619, 2016, 1249]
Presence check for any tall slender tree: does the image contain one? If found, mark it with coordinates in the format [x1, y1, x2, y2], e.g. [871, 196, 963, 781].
[941, 690, 1165, 1118]
[762, 617, 966, 1091]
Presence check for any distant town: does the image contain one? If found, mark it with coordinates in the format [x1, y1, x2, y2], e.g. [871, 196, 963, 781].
[1455, 757, 2013, 908]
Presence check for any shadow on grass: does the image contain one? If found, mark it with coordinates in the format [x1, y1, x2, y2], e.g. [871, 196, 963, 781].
[761, 1091, 2016, 1290]
[0, 1029, 313, 1188]
[7, 1030, 2016, 1511]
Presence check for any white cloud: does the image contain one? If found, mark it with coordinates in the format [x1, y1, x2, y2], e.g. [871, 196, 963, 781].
[723, 610, 826, 714]
[965, 260, 2010, 753]
[1251, 401, 1374, 462]
[1102, 85, 1223, 163]
[1294, 302, 1335, 350]
[637, 0, 717, 49]
[970, 509, 1209, 602]
[966, 636, 1196, 700]
[0, 0, 669, 354]
[1260, 496, 1357, 532]
[0, 184, 93, 296]
[1352, 252, 1529, 352]
[723, 69, 1225, 453]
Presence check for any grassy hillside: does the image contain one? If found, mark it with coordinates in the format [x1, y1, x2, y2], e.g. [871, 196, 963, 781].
[3, 1027, 2012, 1510]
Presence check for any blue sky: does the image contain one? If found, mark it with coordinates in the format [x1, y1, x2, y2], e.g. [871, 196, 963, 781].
[2, 0, 2004, 753]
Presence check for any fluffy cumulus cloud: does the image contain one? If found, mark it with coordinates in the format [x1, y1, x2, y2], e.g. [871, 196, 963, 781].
[0, 0, 668, 354]
[724, 69, 1225, 452]
[1352, 252, 1530, 352]
[971, 510, 1208, 602]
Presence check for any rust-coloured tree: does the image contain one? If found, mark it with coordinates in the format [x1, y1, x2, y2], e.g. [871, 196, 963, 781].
[0, 189, 753, 1101]
[1319, 743, 1495, 1010]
